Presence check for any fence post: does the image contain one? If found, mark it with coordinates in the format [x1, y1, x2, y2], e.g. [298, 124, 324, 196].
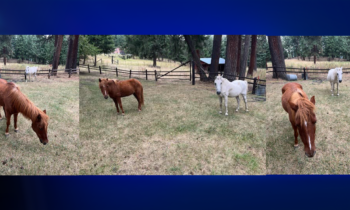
[146, 69, 148, 80]
[190, 60, 192, 81]
[155, 70, 157, 81]
[116, 67, 118, 77]
[69, 68, 72, 78]
[129, 70, 132, 78]
[303, 67, 306, 80]
[25, 72, 27, 81]
[99, 66, 102, 74]
[48, 69, 51, 79]
[88, 64, 90, 73]
[192, 60, 195, 85]
[112, 56, 113, 64]
[252, 77, 257, 94]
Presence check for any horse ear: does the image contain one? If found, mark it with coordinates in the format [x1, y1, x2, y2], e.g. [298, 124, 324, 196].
[37, 114, 42, 122]
[289, 101, 298, 112]
[310, 96, 316, 105]
[99, 78, 101, 82]
[43, 109, 46, 114]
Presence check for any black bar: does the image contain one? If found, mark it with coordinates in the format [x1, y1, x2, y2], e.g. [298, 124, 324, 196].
[129, 70, 131, 78]
[192, 60, 195, 85]
[99, 66, 102, 74]
[146, 69, 148, 80]
[116, 67, 118, 77]
[155, 70, 157, 81]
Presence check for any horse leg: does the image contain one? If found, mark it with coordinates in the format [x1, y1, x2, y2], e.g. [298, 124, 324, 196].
[14, 113, 19, 132]
[219, 96, 223, 114]
[332, 82, 334, 96]
[224, 95, 228, 116]
[292, 124, 299, 148]
[113, 98, 120, 114]
[5, 113, 11, 136]
[235, 96, 240, 112]
[133, 93, 141, 111]
[117, 97, 125, 115]
[0, 107, 2, 120]
[243, 94, 249, 112]
[337, 81, 339, 96]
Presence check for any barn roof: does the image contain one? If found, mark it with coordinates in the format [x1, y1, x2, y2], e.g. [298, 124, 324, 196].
[200, 58, 225, 65]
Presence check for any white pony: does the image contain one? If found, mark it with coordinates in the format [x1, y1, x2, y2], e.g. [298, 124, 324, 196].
[25, 66, 38, 82]
[327, 67, 343, 96]
[214, 75, 248, 116]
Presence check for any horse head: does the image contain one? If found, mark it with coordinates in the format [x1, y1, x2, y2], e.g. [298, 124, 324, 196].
[214, 75, 224, 95]
[31, 110, 49, 145]
[289, 96, 317, 157]
[337, 67, 343, 83]
[99, 78, 110, 99]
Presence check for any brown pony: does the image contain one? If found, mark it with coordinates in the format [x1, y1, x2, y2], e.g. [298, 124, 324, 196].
[0, 78, 6, 120]
[0, 81, 49, 145]
[281, 82, 317, 157]
[98, 78, 144, 114]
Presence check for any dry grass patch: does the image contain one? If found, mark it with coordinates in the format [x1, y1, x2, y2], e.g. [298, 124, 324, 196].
[79, 72, 266, 175]
[0, 76, 79, 175]
[267, 74, 350, 174]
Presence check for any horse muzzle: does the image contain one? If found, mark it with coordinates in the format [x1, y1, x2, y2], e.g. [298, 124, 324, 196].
[339, 80, 342, 83]
[305, 150, 316, 158]
[40, 139, 48, 145]
[217, 92, 221, 95]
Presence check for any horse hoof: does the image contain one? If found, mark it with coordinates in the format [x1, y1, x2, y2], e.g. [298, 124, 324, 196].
[219, 111, 222, 114]
[15, 129, 19, 133]
[337, 94, 339, 96]
[5, 133, 9, 137]
[225, 113, 228, 116]
[246, 110, 249, 112]
[294, 144, 299, 148]
[235, 110, 238, 112]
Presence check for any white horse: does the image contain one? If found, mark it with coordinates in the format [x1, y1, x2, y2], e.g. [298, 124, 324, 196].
[214, 75, 248, 116]
[25, 66, 38, 82]
[327, 67, 343, 96]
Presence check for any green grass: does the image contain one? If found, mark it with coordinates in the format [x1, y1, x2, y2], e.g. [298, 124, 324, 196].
[266, 77, 350, 174]
[0, 76, 79, 175]
[79, 71, 266, 175]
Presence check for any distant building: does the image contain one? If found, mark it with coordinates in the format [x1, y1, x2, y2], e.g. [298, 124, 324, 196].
[115, 48, 125, 55]
[198, 58, 225, 72]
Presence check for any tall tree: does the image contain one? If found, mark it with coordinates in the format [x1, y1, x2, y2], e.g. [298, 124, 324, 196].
[78, 36, 99, 64]
[223, 35, 239, 81]
[268, 36, 286, 79]
[209, 35, 222, 80]
[52, 35, 64, 72]
[88, 35, 115, 66]
[247, 35, 257, 77]
[236, 35, 241, 75]
[239, 35, 251, 80]
[184, 35, 208, 81]
[0, 35, 13, 65]
[65, 35, 79, 70]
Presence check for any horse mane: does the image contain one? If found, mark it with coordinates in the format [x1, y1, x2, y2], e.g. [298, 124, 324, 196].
[7, 83, 48, 122]
[295, 97, 315, 125]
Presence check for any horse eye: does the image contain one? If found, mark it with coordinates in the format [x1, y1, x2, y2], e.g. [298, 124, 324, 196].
[40, 127, 43, 130]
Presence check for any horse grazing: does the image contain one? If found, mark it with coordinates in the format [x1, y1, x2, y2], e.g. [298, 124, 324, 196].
[98, 78, 144, 115]
[0, 78, 7, 120]
[281, 82, 317, 158]
[0, 82, 49, 145]
[25, 66, 38, 82]
[327, 67, 343, 96]
[214, 75, 248, 116]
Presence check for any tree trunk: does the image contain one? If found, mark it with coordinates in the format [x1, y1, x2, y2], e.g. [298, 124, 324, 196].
[239, 35, 251, 80]
[223, 35, 239, 81]
[71, 35, 79, 69]
[209, 35, 222, 81]
[184, 35, 208, 81]
[65, 35, 74, 71]
[236, 35, 241, 75]
[268, 36, 287, 79]
[94, 54, 97, 66]
[247, 35, 257, 77]
[153, 53, 157, 66]
[313, 45, 316, 64]
[3, 57, 6, 66]
[83, 56, 86, 65]
[52, 35, 64, 75]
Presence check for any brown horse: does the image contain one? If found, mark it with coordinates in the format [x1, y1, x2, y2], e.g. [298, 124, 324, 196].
[0, 81, 49, 145]
[281, 82, 317, 157]
[98, 78, 144, 114]
[0, 78, 6, 120]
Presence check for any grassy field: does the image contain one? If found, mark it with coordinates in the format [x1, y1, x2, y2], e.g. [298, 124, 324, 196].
[266, 74, 350, 174]
[79, 71, 266, 175]
[0, 75, 79, 175]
